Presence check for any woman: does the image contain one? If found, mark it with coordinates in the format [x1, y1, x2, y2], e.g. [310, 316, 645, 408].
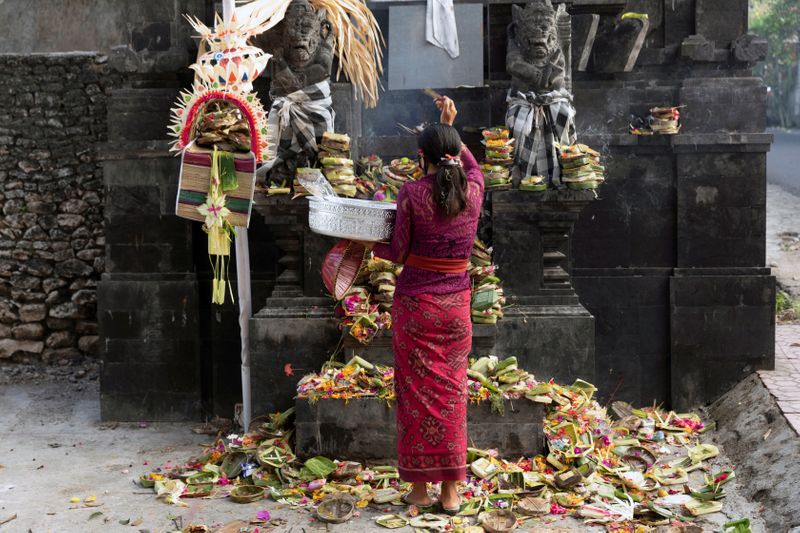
[368, 96, 484, 513]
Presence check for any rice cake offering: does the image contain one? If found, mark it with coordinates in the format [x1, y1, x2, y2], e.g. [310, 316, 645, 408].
[559, 143, 605, 190]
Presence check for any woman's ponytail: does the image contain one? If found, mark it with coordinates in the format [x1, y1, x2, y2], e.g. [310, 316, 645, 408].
[433, 164, 468, 217]
[419, 124, 469, 217]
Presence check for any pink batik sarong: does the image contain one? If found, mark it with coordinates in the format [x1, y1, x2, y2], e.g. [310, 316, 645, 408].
[392, 290, 471, 482]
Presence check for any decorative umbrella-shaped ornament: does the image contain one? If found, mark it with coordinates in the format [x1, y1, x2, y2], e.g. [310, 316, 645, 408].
[187, 13, 272, 94]
[170, 4, 275, 307]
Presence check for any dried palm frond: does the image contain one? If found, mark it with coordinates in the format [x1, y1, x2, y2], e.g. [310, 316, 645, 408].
[234, 0, 294, 36]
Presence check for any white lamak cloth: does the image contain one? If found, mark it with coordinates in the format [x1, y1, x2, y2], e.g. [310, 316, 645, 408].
[426, 0, 459, 59]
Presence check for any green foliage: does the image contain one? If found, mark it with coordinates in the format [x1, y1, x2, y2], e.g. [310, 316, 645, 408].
[776, 289, 800, 323]
[751, 0, 800, 126]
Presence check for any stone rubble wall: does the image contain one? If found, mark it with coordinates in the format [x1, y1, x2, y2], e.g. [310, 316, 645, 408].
[0, 53, 120, 363]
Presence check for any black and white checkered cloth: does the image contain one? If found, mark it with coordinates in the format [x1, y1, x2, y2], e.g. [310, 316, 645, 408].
[262, 80, 335, 172]
[505, 89, 576, 188]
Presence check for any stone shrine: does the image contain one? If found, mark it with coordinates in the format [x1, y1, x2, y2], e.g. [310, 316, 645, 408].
[95, 0, 774, 425]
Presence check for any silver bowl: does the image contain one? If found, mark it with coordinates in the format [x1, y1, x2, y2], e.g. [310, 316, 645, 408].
[308, 197, 397, 242]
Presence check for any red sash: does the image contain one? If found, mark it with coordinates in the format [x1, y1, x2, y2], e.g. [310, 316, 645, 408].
[405, 253, 469, 273]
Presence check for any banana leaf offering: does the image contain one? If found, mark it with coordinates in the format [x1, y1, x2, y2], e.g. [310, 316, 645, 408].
[220, 451, 247, 479]
[300, 456, 337, 480]
[141, 370, 729, 529]
[469, 239, 505, 324]
[183, 482, 214, 498]
[229, 484, 265, 504]
[257, 443, 296, 468]
[375, 514, 408, 528]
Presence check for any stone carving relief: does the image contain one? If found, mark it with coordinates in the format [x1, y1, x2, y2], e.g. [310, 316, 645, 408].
[507, 1, 568, 94]
[258, 0, 334, 97]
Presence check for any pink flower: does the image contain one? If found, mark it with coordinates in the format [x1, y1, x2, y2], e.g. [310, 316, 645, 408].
[218, 476, 230, 486]
[256, 510, 271, 521]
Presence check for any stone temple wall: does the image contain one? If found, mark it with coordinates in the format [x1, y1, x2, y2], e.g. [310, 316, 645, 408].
[82, 0, 774, 420]
[0, 53, 121, 363]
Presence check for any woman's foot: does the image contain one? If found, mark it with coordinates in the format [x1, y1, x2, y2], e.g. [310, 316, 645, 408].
[440, 481, 461, 514]
[403, 482, 434, 507]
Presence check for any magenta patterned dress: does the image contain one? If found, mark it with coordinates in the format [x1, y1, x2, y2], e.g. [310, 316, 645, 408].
[373, 146, 484, 482]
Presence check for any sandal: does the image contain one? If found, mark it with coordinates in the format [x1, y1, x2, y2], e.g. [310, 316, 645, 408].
[441, 496, 463, 516]
[402, 491, 436, 508]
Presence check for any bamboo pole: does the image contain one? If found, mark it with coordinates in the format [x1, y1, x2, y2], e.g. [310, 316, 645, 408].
[222, 0, 253, 432]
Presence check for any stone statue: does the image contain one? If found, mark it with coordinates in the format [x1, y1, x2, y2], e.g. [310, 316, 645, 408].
[254, 0, 336, 185]
[266, 0, 334, 97]
[505, 0, 576, 188]
[507, 1, 566, 94]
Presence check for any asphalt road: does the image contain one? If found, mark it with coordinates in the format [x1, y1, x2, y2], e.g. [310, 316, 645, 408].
[768, 128, 800, 194]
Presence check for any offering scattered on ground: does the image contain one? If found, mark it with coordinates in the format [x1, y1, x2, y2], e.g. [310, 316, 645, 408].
[142, 358, 739, 533]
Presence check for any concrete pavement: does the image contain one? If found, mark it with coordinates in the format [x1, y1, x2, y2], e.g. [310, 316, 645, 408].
[767, 129, 800, 298]
[767, 128, 800, 195]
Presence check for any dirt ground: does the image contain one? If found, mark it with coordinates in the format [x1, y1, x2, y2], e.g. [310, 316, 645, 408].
[0, 362, 768, 533]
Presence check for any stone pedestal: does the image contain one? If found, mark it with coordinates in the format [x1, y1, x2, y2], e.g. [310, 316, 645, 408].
[492, 190, 597, 385]
[295, 398, 545, 462]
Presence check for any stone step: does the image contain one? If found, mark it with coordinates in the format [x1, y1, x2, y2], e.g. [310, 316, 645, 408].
[543, 267, 570, 282]
[295, 397, 545, 462]
[543, 251, 567, 262]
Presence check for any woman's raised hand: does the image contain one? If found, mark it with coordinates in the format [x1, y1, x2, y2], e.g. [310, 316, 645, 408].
[435, 96, 457, 126]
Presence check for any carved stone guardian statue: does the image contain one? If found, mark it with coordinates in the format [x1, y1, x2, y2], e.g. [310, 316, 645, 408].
[255, 0, 336, 184]
[505, 0, 576, 188]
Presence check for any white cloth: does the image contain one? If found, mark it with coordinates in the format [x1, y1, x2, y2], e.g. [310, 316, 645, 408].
[426, 0, 459, 59]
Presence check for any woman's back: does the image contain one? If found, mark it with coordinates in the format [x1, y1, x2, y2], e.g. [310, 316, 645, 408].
[372, 145, 484, 296]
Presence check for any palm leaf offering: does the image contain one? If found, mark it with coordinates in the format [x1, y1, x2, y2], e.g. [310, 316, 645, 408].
[230, 484, 266, 503]
[140, 367, 734, 527]
[221, 451, 248, 479]
[469, 239, 505, 323]
[300, 456, 337, 480]
[375, 514, 408, 528]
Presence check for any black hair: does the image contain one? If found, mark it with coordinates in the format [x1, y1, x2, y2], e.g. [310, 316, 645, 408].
[418, 123, 468, 217]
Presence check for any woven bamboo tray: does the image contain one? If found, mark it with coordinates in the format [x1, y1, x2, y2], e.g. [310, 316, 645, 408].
[175, 143, 256, 228]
